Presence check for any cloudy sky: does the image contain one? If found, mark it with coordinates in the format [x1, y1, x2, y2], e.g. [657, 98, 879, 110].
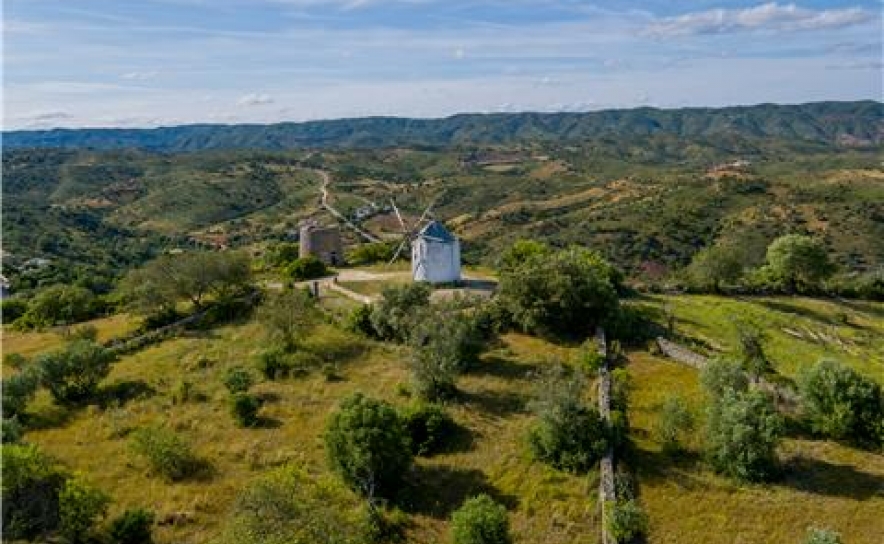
[3, 0, 882, 129]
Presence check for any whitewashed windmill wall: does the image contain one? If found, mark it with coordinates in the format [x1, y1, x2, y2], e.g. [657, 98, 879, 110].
[411, 221, 461, 284]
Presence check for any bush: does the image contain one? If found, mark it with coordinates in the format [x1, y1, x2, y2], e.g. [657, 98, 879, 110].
[528, 366, 609, 472]
[230, 393, 263, 427]
[705, 389, 782, 482]
[109, 508, 155, 544]
[498, 245, 619, 337]
[761, 234, 835, 293]
[655, 395, 695, 453]
[258, 288, 317, 351]
[59, 474, 110, 543]
[257, 346, 289, 380]
[804, 527, 842, 544]
[221, 464, 369, 544]
[700, 358, 749, 398]
[4, 352, 28, 370]
[370, 283, 431, 342]
[450, 494, 512, 544]
[735, 321, 771, 379]
[14, 284, 100, 329]
[400, 402, 456, 456]
[223, 366, 254, 394]
[2, 417, 25, 444]
[1, 444, 67, 540]
[37, 340, 116, 405]
[129, 426, 201, 481]
[2, 369, 40, 417]
[347, 242, 394, 265]
[2, 298, 29, 322]
[345, 304, 376, 337]
[798, 359, 883, 447]
[606, 500, 649, 543]
[287, 256, 329, 281]
[324, 393, 412, 499]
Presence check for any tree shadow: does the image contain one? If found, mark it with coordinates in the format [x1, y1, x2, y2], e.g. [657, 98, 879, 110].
[757, 300, 862, 329]
[252, 416, 283, 429]
[471, 355, 534, 380]
[24, 404, 75, 430]
[398, 465, 518, 519]
[457, 388, 527, 417]
[432, 422, 476, 456]
[626, 446, 705, 490]
[779, 455, 884, 499]
[98, 379, 156, 408]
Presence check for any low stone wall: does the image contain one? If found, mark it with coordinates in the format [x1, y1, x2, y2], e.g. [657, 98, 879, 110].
[596, 327, 617, 544]
[656, 337, 709, 369]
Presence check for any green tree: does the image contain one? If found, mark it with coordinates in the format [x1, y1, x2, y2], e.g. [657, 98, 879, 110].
[606, 500, 649, 543]
[258, 288, 317, 351]
[119, 250, 252, 314]
[1, 444, 67, 540]
[685, 243, 745, 292]
[2, 368, 40, 417]
[221, 464, 369, 544]
[59, 474, 110, 543]
[705, 389, 782, 482]
[496, 239, 551, 273]
[700, 358, 749, 398]
[798, 359, 883, 447]
[655, 395, 695, 453]
[324, 393, 412, 499]
[347, 242, 394, 266]
[498, 246, 619, 337]
[450, 494, 512, 544]
[735, 321, 771, 380]
[369, 283, 431, 342]
[287, 256, 329, 281]
[15, 284, 99, 329]
[763, 234, 834, 292]
[528, 365, 609, 472]
[37, 340, 116, 405]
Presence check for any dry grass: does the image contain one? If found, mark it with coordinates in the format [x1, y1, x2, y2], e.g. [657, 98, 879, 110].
[2, 314, 138, 361]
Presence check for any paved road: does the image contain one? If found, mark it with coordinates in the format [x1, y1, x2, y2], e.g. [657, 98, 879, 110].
[313, 169, 381, 243]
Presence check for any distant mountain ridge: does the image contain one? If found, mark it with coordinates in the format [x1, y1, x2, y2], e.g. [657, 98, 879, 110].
[5, 101, 882, 151]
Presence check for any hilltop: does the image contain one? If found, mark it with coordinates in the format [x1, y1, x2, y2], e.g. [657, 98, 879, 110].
[5, 101, 883, 151]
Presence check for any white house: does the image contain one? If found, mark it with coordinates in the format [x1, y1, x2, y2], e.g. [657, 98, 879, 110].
[412, 221, 461, 284]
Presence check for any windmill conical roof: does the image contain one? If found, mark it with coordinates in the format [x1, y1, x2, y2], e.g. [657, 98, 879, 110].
[418, 220, 456, 243]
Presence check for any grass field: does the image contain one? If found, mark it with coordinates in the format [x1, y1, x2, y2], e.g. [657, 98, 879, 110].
[7, 294, 884, 543]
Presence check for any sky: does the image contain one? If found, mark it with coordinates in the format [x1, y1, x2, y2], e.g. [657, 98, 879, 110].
[3, 0, 882, 129]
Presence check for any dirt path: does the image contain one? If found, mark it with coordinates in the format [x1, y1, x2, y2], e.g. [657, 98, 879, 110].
[313, 169, 381, 243]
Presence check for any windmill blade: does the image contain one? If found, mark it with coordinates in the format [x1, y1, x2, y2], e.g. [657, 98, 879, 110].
[390, 199, 407, 232]
[411, 197, 437, 230]
[388, 235, 411, 264]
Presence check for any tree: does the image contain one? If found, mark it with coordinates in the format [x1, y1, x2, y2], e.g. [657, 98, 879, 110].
[347, 242, 394, 266]
[119, 250, 252, 314]
[605, 500, 649, 543]
[324, 393, 412, 499]
[1, 444, 68, 540]
[735, 321, 771, 380]
[2, 368, 40, 417]
[763, 234, 834, 292]
[655, 395, 695, 453]
[59, 474, 110, 543]
[798, 359, 883, 447]
[257, 288, 317, 351]
[36, 340, 116, 405]
[287, 256, 328, 281]
[496, 239, 550, 274]
[685, 243, 745, 292]
[700, 358, 749, 398]
[450, 494, 512, 544]
[705, 389, 782, 482]
[498, 246, 619, 337]
[528, 365, 609, 472]
[221, 464, 369, 544]
[14, 284, 99, 329]
[369, 283, 431, 342]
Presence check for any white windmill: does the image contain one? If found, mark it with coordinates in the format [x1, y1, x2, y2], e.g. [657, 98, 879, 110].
[389, 199, 461, 284]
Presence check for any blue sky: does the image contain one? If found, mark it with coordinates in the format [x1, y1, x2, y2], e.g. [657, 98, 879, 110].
[3, 1, 882, 129]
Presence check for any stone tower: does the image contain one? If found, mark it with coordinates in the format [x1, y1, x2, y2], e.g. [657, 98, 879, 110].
[299, 222, 344, 265]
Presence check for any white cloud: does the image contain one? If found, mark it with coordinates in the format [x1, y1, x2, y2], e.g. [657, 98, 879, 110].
[121, 71, 159, 81]
[646, 3, 873, 37]
[236, 92, 275, 106]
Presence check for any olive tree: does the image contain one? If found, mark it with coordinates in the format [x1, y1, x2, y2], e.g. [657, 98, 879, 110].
[369, 283, 431, 342]
[450, 494, 512, 544]
[258, 288, 317, 351]
[763, 234, 834, 292]
[36, 340, 116, 405]
[685, 243, 746, 293]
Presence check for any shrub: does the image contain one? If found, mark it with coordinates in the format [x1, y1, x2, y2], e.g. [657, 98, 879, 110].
[705, 389, 782, 482]
[528, 366, 609, 472]
[606, 500, 649, 543]
[450, 494, 512, 544]
[2, 369, 40, 417]
[257, 346, 289, 380]
[221, 464, 369, 544]
[129, 426, 201, 481]
[15, 284, 99, 329]
[700, 358, 749, 398]
[2, 298, 29, 323]
[324, 393, 412, 499]
[798, 359, 883, 447]
[655, 395, 695, 453]
[498, 245, 619, 337]
[4, 352, 28, 370]
[804, 527, 842, 544]
[287, 256, 329, 281]
[369, 283, 431, 342]
[230, 393, 263, 427]
[109, 508, 155, 544]
[347, 242, 394, 265]
[224, 366, 254, 394]
[37, 340, 116, 405]
[1, 444, 67, 540]
[400, 402, 456, 456]
[59, 474, 110, 543]
[2, 417, 25, 444]
[575, 340, 605, 376]
[735, 321, 771, 379]
[345, 304, 376, 337]
[258, 288, 317, 351]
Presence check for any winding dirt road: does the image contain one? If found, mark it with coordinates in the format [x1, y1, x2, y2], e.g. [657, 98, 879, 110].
[313, 169, 381, 243]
